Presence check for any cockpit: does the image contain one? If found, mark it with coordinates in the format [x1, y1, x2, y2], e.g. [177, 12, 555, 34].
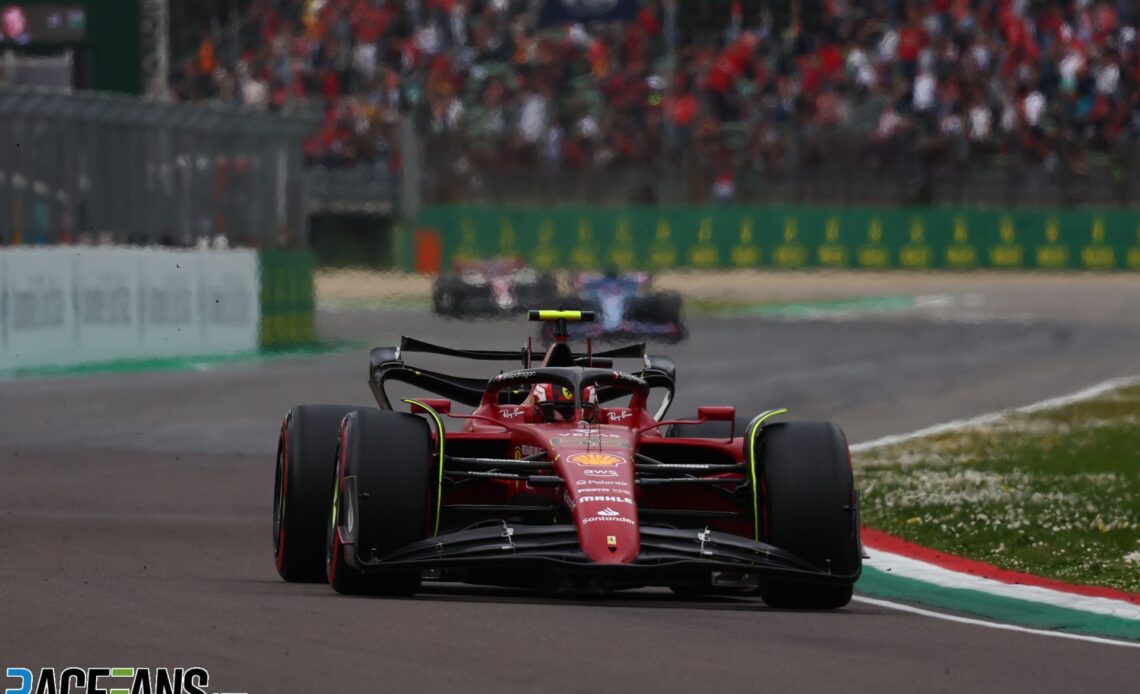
[486, 366, 649, 425]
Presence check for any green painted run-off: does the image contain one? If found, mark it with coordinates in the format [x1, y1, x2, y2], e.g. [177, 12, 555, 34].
[858, 566, 1140, 642]
[0, 343, 356, 380]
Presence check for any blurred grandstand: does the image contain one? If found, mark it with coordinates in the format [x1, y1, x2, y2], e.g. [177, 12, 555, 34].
[2, 1, 1139, 253]
[171, 0, 1140, 208]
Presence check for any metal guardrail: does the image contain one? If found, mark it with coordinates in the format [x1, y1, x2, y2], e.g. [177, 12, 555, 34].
[0, 86, 318, 246]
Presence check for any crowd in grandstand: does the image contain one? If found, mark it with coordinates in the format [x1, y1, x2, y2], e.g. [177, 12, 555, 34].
[173, 0, 1140, 196]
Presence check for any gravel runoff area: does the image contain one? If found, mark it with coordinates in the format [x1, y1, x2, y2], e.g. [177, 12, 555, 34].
[316, 268, 1140, 326]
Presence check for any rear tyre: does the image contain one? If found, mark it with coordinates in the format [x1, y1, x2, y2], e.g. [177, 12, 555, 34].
[537, 272, 558, 303]
[628, 291, 682, 323]
[753, 421, 860, 609]
[658, 292, 685, 343]
[327, 409, 433, 596]
[274, 405, 360, 582]
[626, 291, 685, 342]
[657, 291, 683, 324]
[519, 272, 559, 309]
[432, 277, 460, 316]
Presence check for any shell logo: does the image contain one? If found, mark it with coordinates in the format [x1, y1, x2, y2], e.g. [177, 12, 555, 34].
[568, 453, 625, 466]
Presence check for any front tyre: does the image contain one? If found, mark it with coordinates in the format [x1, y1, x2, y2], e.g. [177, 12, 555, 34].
[274, 405, 360, 582]
[327, 409, 433, 596]
[752, 421, 860, 609]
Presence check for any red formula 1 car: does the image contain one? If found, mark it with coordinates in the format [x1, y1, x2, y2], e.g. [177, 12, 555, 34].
[273, 311, 862, 608]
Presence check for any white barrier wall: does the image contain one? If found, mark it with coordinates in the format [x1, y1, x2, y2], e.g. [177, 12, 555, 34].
[0, 248, 259, 371]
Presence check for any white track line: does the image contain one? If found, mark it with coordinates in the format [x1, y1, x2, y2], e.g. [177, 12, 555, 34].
[851, 374, 1140, 452]
[852, 596, 1140, 649]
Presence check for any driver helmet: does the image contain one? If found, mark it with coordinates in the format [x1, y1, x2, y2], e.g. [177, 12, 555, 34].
[530, 383, 598, 422]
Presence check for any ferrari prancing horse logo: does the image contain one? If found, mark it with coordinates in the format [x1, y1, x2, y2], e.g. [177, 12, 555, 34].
[567, 452, 625, 466]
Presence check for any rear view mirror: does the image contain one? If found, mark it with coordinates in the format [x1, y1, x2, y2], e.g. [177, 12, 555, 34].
[698, 406, 735, 439]
[409, 399, 452, 416]
[697, 406, 735, 422]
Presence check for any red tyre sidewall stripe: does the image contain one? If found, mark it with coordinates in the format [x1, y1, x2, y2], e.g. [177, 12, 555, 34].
[275, 416, 290, 572]
[862, 527, 1140, 605]
[329, 417, 350, 585]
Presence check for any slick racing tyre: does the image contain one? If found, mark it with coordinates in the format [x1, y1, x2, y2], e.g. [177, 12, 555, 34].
[753, 421, 861, 609]
[627, 291, 682, 324]
[627, 291, 685, 342]
[274, 405, 360, 582]
[517, 272, 560, 309]
[533, 272, 561, 308]
[327, 409, 433, 596]
[537, 272, 559, 303]
[432, 277, 461, 316]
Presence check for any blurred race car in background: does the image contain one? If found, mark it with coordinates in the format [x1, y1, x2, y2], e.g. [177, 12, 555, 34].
[543, 270, 685, 343]
[432, 258, 558, 317]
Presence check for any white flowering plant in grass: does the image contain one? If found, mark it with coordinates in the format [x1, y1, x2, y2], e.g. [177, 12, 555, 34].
[855, 385, 1140, 592]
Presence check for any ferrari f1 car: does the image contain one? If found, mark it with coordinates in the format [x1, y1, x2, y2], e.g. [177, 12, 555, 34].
[273, 310, 862, 607]
[432, 258, 558, 317]
[542, 271, 685, 343]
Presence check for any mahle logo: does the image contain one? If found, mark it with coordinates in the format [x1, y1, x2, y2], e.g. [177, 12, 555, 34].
[4, 666, 227, 694]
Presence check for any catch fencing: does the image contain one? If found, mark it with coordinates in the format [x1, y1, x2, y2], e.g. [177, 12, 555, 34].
[0, 86, 317, 247]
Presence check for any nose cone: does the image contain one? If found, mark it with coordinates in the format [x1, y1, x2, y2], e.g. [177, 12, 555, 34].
[575, 497, 640, 564]
[552, 433, 641, 564]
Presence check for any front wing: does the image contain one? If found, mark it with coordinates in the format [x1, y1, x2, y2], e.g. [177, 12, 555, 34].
[338, 522, 859, 586]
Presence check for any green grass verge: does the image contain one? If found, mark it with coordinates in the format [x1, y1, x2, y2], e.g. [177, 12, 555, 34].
[1, 342, 359, 380]
[317, 295, 431, 311]
[856, 384, 1140, 593]
[686, 294, 918, 316]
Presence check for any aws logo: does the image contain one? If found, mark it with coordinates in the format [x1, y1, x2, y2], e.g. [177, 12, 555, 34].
[568, 453, 625, 466]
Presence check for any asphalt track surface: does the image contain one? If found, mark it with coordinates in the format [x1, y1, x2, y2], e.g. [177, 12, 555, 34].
[4, 291, 1140, 693]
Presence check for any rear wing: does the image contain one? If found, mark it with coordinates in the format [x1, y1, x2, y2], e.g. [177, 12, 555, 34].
[400, 336, 528, 363]
[398, 335, 647, 366]
[368, 338, 675, 418]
